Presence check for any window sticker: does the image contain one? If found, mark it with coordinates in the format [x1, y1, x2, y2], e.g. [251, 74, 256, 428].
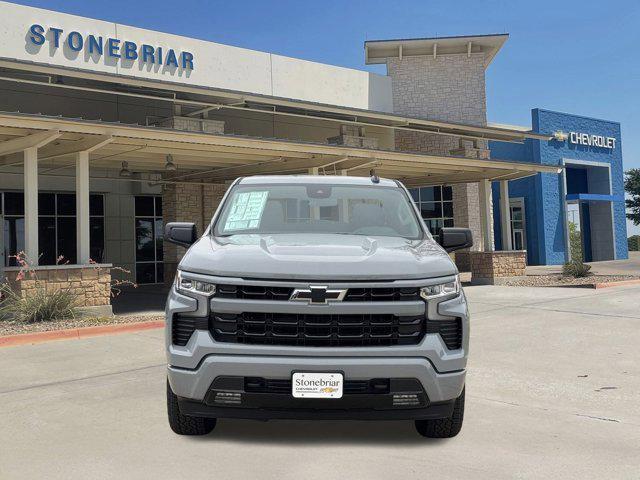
[224, 191, 269, 231]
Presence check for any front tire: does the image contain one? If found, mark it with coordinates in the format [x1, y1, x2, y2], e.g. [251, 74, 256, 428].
[415, 387, 465, 438]
[167, 380, 217, 435]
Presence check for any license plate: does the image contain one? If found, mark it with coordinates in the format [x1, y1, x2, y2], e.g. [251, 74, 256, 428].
[292, 372, 343, 399]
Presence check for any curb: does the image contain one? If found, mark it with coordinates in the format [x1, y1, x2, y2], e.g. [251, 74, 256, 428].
[0, 319, 165, 348]
[592, 279, 640, 289]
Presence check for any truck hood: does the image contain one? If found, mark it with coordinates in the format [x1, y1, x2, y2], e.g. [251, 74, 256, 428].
[178, 233, 458, 281]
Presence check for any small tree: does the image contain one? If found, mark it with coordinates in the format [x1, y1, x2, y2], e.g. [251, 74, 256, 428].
[629, 235, 640, 252]
[625, 169, 640, 226]
[568, 221, 583, 261]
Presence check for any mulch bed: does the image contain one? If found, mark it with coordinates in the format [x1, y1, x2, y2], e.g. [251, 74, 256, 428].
[500, 275, 640, 288]
[0, 314, 164, 336]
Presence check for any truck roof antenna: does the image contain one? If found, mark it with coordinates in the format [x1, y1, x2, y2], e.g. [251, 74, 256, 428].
[370, 169, 380, 184]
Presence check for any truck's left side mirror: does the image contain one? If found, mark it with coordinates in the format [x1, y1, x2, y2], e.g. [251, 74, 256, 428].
[437, 227, 473, 253]
[164, 222, 198, 248]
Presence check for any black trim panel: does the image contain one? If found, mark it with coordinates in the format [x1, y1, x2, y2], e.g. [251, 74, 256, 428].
[178, 398, 455, 421]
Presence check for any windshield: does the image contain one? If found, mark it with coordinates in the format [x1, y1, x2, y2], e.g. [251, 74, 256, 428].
[213, 183, 424, 239]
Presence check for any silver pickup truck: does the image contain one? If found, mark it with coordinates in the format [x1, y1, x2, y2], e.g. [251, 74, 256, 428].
[164, 175, 472, 438]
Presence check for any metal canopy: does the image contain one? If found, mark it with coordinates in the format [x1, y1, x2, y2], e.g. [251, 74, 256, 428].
[0, 60, 550, 144]
[0, 112, 560, 187]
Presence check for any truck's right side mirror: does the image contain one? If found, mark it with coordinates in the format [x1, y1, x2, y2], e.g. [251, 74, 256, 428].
[437, 227, 473, 253]
[164, 222, 198, 248]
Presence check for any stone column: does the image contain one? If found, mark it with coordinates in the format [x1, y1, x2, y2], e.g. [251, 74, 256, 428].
[23, 147, 39, 265]
[478, 179, 494, 251]
[162, 182, 228, 283]
[451, 183, 482, 271]
[75, 151, 91, 264]
[386, 53, 491, 270]
[500, 180, 513, 250]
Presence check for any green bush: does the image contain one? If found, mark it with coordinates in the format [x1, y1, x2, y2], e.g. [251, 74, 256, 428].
[568, 221, 583, 261]
[0, 284, 78, 323]
[628, 235, 640, 252]
[562, 261, 592, 278]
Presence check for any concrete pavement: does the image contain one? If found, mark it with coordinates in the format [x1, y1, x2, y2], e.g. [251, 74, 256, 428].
[526, 251, 640, 276]
[1, 284, 639, 479]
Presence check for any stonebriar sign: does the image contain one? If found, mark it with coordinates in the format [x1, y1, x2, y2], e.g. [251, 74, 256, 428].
[27, 24, 195, 70]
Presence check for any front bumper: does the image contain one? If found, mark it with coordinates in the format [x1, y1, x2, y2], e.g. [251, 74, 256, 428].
[168, 354, 466, 406]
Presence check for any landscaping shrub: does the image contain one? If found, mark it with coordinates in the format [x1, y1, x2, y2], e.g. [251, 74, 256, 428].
[0, 284, 78, 323]
[568, 221, 584, 261]
[562, 260, 592, 278]
[629, 235, 640, 252]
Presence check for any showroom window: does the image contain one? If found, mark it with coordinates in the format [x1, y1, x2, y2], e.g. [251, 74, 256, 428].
[134, 196, 163, 284]
[1, 192, 105, 266]
[408, 186, 454, 232]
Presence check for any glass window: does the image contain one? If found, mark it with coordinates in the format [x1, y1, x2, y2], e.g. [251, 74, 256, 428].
[38, 193, 55, 215]
[419, 186, 441, 202]
[90, 194, 104, 216]
[215, 184, 422, 239]
[154, 218, 163, 261]
[154, 196, 163, 217]
[443, 202, 454, 218]
[90, 217, 105, 263]
[425, 219, 444, 232]
[135, 219, 155, 262]
[4, 216, 24, 266]
[409, 185, 454, 233]
[135, 196, 163, 284]
[2, 192, 105, 266]
[135, 196, 155, 217]
[38, 217, 56, 265]
[4, 192, 24, 216]
[57, 217, 77, 264]
[420, 202, 442, 219]
[57, 193, 76, 215]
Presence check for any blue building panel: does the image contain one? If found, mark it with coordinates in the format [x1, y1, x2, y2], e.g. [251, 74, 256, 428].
[490, 108, 628, 265]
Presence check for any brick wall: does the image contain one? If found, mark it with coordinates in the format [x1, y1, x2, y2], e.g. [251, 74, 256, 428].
[470, 251, 527, 284]
[5, 265, 112, 307]
[386, 53, 488, 252]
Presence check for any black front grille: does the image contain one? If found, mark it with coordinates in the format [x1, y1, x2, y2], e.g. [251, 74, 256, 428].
[216, 284, 293, 300]
[215, 284, 420, 302]
[344, 287, 420, 302]
[244, 377, 390, 394]
[211, 312, 425, 347]
[172, 315, 209, 346]
[427, 319, 463, 350]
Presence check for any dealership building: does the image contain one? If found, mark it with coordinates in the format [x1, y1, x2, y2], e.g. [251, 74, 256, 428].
[0, 1, 628, 312]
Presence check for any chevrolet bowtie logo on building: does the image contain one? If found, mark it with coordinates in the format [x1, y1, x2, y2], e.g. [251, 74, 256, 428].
[290, 286, 347, 304]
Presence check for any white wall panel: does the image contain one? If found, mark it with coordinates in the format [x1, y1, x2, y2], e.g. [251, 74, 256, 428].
[0, 1, 392, 111]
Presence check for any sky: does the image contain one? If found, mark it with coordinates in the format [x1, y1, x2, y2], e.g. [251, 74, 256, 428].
[9, 0, 640, 235]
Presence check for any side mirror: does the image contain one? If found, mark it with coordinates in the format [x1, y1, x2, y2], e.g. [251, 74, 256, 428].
[164, 222, 198, 248]
[437, 227, 473, 253]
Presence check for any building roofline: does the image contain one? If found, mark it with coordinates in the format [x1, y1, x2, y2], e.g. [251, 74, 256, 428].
[365, 33, 509, 44]
[365, 33, 509, 68]
[533, 108, 621, 127]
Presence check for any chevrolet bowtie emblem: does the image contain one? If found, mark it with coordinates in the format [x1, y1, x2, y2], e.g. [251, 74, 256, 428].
[290, 286, 347, 304]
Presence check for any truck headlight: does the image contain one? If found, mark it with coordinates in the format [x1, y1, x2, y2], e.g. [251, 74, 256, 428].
[420, 275, 460, 300]
[176, 270, 216, 296]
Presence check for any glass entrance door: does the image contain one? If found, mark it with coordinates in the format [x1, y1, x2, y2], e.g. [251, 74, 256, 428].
[509, 199, 526, 251]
